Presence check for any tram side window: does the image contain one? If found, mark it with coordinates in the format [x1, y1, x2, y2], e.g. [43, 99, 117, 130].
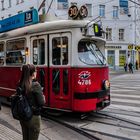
[0, 43, 4, 65]
[33, 39, 45, 65]
[6, 39, 25, 65]
[52, 37, 68, 65]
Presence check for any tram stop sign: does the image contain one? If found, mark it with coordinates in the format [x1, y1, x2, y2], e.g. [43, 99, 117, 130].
[68, 5, 79, 19]
[128, 45, 133, 50]
[135, 46, 140, 51]
[79, 5, 88, 19]
[68, 5, 88, 19]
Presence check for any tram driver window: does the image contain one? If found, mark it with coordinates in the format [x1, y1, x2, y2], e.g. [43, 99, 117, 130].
[6, 39, 25, 65]
[52, 37, 68, 65]
[78, 40, 106, 65]
[0, 43, 4, 65]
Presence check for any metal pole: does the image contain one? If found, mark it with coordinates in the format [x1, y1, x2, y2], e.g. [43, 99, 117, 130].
[134, 1, 136, 67]
[133, 1, 136, 67]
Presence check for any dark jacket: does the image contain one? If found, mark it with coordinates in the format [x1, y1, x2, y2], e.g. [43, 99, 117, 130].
[27, 81, 45, 115]
[0, 99, 1, 110]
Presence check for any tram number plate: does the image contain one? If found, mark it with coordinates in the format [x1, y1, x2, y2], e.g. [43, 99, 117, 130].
[78, 79, 91, 85]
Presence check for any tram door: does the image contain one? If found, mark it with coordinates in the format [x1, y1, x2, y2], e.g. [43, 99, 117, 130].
[31, 36, 49, 106]
[49, 33, 72, 110]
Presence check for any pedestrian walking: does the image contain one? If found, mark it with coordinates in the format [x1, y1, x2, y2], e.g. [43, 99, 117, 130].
[128, 62, 133, 73]
[136, 60, 138, 70]
[124, 63, 127, 72]
[18, 64, 45, 140]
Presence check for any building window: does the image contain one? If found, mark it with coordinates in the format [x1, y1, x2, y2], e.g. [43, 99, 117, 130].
[1, 0, 4, 10]
[113, 6, 118, 18]
[99, 5, 105, 17]
[119, 29, 124, 40]
[119, 50, 126, 67]
[107, 50, 115, 68]
[86, 4, 92, 17]
[106, 28, 112, 40]
[16, 0, 24, 4]
[57, 0, 68, 10]
[16, 0, 19, 4]
[8, 0, 11, 7]
[70, 2, 77, 6]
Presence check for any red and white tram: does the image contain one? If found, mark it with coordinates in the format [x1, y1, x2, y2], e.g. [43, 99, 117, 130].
[0, 20, 110, 112]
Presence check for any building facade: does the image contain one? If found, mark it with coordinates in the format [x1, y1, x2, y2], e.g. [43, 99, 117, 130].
[0, 0, 140, 70]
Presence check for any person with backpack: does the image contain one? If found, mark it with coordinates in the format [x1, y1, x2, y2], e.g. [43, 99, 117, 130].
[18, 64, 45, 140]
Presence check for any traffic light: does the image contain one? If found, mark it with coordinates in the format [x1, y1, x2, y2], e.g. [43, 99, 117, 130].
[93, 24, 102, 37]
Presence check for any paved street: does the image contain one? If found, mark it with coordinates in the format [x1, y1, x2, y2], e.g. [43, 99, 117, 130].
[1, 70, 140, 140]
[105, 70, 140, 123]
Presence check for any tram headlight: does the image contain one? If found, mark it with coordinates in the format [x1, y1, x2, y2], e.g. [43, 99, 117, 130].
[103, 80, 110, 90]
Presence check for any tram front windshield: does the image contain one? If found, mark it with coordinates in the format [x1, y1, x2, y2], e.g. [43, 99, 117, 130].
[78, 41, 106, 65]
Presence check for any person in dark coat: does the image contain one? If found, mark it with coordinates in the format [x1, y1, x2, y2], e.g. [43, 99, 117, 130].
[136, 60, 138, 70]
[0, 99, 1, 110]
[124, 63, 127, 72]
[128, 62, 133, 73]
[18, 64, 45, 140]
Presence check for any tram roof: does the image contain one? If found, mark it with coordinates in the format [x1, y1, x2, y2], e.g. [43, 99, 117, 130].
[0, 20, 90, 40]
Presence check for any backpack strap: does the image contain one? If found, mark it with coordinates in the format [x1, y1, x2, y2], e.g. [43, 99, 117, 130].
[16, 86, 24, 95]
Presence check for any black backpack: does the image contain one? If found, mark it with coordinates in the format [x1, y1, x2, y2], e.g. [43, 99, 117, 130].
[11, 87, 33, 121]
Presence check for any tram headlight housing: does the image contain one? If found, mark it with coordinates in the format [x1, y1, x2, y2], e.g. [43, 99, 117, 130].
[103, 80, 110, 90]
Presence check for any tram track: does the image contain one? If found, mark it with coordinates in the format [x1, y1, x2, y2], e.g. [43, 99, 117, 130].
[94, 112, 140, 127]
[42, 114, 101, 140]
[42, 110, 140, 140]
[80, 112, 140, 140]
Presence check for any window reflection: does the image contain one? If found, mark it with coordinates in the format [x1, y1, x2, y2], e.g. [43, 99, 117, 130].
[78, 40, 106, 65]
[0, 43, 4, 65]
[52, 37, 68, 65]
[33, 39, 45, 65]
[6, 39, 25, 65]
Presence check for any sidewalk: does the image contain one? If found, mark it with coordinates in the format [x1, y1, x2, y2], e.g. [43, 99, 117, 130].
[0, 106, 49, 140]
[109, 69, 140, 75]
[0, 105, 90, 140]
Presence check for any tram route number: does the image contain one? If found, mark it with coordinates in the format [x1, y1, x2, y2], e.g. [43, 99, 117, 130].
[68, 5, 88, 19]
[68, 5, 79, 19]
[78, 79, 91, 85]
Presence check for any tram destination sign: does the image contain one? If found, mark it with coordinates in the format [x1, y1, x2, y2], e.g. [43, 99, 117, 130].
[0, 9, 39, 33]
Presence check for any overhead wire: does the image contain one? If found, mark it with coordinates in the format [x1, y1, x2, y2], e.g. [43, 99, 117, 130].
[128, 0, 140, 6]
